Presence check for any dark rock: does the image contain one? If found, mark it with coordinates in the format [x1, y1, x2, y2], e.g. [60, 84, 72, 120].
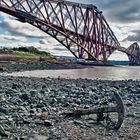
[34, 120, 44, 125]
[29, 108, 36, 114]
[42, 85, 46, 89]
[75, 99, 81, 105]
[12, 83, 21, 89]
[44, 120, 53, 126]
[50, 98, 57, 104]
[0, 107, 7, 114]
[20, 93, 29, 100]
[30, 90, 36, 96]
[40, 90, 45, 94]
[23, 119, 31, 124]
[0, 67, 7, 72]
[136, 94, 140, 99]
[19, 137, 26, 140]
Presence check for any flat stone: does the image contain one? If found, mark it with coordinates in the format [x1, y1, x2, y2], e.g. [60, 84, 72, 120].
[44, 120, 53, 126]
[34, 112, 48, 120]
[34, 120, 44, 125]
[124, 100, 133, 106]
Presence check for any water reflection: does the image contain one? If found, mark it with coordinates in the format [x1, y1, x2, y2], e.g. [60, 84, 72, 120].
[4, 66, 140, 80]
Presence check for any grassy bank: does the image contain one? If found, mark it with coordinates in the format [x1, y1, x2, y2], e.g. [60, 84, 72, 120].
[0, 46, 70, 63]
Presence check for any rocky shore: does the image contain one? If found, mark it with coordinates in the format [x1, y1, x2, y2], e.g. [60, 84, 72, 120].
[0, 61, 88, 73]
[0, 75, 140, 140]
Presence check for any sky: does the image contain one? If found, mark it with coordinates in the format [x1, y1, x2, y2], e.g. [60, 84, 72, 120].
[0, 0, 140, 60]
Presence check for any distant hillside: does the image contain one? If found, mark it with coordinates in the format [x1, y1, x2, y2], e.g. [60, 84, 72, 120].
[0, 46, 54, 62]
[0, 46, 72, 63]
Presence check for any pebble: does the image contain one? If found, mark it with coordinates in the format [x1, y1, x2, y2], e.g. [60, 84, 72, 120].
[34, 112, 48, 120]
[29, 134, 48, 140]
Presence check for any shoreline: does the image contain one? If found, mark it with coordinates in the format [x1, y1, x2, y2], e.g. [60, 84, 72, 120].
[0, 61, 91, 73]
[0, 61, 125, 73]
[0, 61, 139, 81]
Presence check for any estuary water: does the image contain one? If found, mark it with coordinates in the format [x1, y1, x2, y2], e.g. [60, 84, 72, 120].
[5, 66, 140, 80]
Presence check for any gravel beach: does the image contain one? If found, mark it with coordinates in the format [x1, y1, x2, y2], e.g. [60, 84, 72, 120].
[0, 62, 88, 73]
[0, 75, 140, 140]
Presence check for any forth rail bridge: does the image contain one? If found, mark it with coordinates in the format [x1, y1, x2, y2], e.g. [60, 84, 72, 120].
[0, 0, 140, 65]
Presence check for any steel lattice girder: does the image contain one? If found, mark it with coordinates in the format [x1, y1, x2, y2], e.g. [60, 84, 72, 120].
[127, 43, 140, 65]
[0, 0, 121, 61]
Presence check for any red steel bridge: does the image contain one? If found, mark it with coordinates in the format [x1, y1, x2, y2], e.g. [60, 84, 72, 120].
[0, 0, 140, 65]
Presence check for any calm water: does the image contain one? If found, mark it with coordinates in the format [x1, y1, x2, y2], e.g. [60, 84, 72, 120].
[3, 66, 140, 80]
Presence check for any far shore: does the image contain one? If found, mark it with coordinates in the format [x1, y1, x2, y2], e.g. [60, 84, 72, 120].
[0, 60, 93, 73]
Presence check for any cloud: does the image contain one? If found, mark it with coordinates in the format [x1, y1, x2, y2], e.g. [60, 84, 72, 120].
[76, 0, 140, 24]
[103, 1, 140, 23]
[38, 39, 70, 53]
[108, 51, 129, 61]
[39, 39, 48, 45]
[123, 30, 140, 42]
[71, 0, 140, 46]
[0, 16, 48, 38]
[0, 13, 60, 45]
[0, 34, 27, 42]
[53, 47, 68, 51]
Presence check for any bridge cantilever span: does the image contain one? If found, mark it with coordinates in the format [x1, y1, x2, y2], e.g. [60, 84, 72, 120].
[0, 0, 140, 64]
[0, 0, 121, 61]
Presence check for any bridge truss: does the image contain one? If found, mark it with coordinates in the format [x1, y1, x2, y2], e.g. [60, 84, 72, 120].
[0, 0, 140, 64]
[0, 0, 121, 61]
